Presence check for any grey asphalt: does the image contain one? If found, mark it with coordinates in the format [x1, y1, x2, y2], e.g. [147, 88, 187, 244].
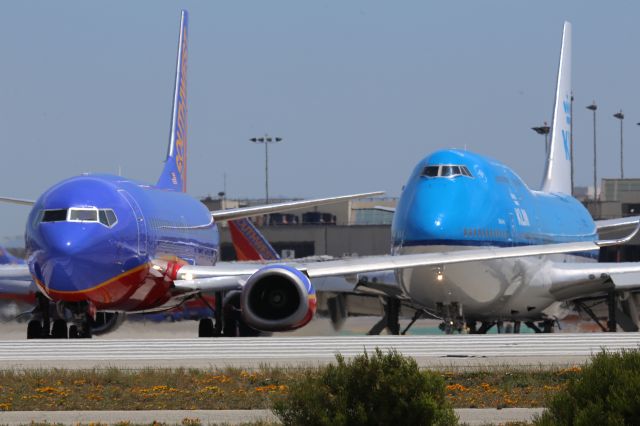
[0, 408, 545, 425]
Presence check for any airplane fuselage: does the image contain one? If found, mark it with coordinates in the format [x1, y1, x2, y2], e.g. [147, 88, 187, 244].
[26, 174, 219, 311]
[392, 149, 598, 321]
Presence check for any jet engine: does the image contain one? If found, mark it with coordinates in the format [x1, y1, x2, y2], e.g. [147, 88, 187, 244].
[241, 265, 316, 332]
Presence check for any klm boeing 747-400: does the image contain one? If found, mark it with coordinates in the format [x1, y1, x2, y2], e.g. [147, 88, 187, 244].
[1, 15, 640, 338]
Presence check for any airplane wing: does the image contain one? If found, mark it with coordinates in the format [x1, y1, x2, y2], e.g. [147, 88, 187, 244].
[373, 206, 396, 213]
[170, 239, 606, 293]
[0, 264, 32, 280]
[0, 264, 36, 297]
[0, 196, 36, 206]
[549, 262, 640, 301]
[596, 216, 640, 232]
[210, 191, 384, 222]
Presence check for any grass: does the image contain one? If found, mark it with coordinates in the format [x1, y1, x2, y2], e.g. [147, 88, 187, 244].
[0, 365, 580, 411]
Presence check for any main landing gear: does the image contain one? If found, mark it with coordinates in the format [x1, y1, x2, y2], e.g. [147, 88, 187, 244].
[465, 319, 556, 334]
[197, 291, 261, 338]
[27, 296, 92, 339]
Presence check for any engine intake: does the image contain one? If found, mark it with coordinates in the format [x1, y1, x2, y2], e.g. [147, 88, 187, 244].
[241, 265, 316, 332]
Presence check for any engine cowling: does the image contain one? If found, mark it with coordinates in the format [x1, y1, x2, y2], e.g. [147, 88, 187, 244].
[241, 265, 316, 332]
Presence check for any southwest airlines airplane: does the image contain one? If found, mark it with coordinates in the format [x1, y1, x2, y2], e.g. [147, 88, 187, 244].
[1, 14, 639, 338]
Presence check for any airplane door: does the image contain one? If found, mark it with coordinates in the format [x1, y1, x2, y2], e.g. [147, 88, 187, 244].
[508, 212, 517, 245]
[118, 190, 148, 256]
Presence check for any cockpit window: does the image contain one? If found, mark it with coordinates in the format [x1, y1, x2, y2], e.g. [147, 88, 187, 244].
[421, 165, 473, 178]
[423, 166, 439, 177]
[39, 208, 117, 227]
[105, 210, 117, 226]
[99, 209, 118, 227]
[68, 208, 98, 222]
[42, 209, 68, 222]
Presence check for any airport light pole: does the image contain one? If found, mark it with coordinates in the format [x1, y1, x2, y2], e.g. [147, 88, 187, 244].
[586, 102, 597, 199]
[250, 135, 283, 204]
[613, 110, 624, 179]
[531, 123, 550, 154]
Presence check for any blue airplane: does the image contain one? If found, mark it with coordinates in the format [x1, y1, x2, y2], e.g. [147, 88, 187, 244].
[1, 16, 639, 339]
[0, 10, 381, 338]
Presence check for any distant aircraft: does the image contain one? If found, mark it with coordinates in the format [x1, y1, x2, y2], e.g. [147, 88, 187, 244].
[0, 247, 25, 265]
[0, 247, 36, 322]
[1, 16, 638, 339]
[228, 219, 280, 261]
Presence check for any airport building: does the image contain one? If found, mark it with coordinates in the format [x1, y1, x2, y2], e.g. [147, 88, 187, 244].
[201, 196, 396, 260]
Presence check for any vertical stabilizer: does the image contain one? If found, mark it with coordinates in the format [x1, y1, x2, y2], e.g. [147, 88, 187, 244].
[157, 10, 188, 192]
[541, 22, 572, 194]
[228, 218, 281, 261]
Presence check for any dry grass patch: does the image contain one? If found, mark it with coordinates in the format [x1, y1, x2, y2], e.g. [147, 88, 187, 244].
[0, 364, 580, 411]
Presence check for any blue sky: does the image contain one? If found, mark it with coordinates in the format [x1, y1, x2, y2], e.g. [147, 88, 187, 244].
[1, 1, 640, 242]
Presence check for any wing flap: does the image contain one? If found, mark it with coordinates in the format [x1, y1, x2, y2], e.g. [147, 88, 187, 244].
[210, 191, 384, 222]
[172, 276, 244, 293]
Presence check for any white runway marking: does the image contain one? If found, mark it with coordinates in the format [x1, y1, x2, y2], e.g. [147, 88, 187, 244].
[0, 334, 638, 368]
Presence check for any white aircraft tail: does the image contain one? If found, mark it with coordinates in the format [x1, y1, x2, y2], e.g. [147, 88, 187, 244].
[541, 22, 572, 194]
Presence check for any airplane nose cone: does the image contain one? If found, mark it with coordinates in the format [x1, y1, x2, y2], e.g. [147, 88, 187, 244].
[39, 223, 96, 257]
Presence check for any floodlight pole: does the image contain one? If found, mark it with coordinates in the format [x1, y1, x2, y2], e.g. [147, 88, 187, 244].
[613, 110, 624, 179]
[250, 135, 283, 204]
[587, 102, 598, 199]
[531, 123, 550, 154]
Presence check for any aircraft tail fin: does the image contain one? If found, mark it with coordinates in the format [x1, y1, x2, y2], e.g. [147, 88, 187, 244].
[228, 219, 280, 261]
[157, 10, 188, 192]
[541, 21, 572, 194]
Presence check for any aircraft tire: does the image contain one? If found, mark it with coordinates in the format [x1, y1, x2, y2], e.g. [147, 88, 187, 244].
[27, 320, 42, 339]
[198, 318, 214, 337]
[51, 320, 68, 339]
[68, 325, 79, 338]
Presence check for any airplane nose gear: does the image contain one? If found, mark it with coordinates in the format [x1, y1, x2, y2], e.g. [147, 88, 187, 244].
[436, 302, 465, 334]
[26, 294, 52, 339]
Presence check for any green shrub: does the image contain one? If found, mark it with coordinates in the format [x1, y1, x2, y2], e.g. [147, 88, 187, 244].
[536, 349, 640, 426]
[272, 348, 457, 426]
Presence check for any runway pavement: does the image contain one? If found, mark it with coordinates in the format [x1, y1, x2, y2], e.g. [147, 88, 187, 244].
[0, 333, 638, 369]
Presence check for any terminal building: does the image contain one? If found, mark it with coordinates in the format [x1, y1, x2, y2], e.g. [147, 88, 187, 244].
[201, 196, 396, 260]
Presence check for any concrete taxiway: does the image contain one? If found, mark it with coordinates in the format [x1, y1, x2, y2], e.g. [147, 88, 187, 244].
[0, 408, 545, 425]
[0, 333, 638, 369]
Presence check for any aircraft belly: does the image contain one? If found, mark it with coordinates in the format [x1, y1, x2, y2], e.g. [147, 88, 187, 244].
[397, 245, 592, 320]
